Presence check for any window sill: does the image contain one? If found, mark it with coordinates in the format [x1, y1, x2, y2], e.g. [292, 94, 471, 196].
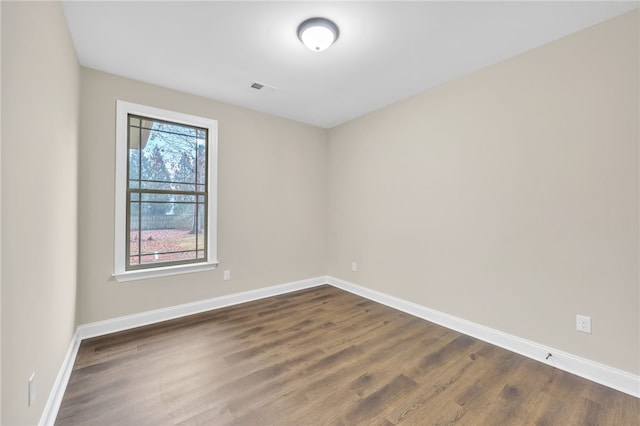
[113, 261, 219, 283]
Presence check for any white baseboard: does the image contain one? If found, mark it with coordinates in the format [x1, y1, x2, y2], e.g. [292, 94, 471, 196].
[39, 275, 326, 425]
[327, 275, 640, 398]
[39, 329, 82, 426]
[77, 276, 327, 340]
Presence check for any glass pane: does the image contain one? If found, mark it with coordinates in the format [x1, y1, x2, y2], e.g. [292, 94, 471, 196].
[140, 193, 175, 203]
[141, 181, 173, 190]
[129, 126, 141, 150]
[137, 201, 175, 226]
[172, 182, 197, 192]
[196, 145, 206, 185]
[129, 116, 140, 127]
[149, 130, 198, 145]
[173, 152, 196, 185]
[138, 254, 157, 265]
[128, 201, 141, 261]
[140, 118, 155, 130]
[152, 121, 197, 137]
[176, 204, 195, 232]
[197, 202, 206, 232]
[197, 226, 205, 253]
[127, 201, 200, 266]
[129, 201, 141, 229]
[140, 252, 188, 264]
[140, 144, 172, 185]
[136, 230, 198, 262]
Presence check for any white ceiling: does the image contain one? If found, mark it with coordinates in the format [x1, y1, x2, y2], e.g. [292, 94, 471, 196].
[62, 1, 639, 129]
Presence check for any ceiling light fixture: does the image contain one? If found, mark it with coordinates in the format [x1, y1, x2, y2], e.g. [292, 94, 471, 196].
[297, 17, 339, 52]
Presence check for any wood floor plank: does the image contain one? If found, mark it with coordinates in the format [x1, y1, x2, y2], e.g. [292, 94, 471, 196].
[56, 285, 640, 425]
[381, 341, 486, 425]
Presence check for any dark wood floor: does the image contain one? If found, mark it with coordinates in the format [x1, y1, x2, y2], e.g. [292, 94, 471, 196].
[56, 285, 640, 425]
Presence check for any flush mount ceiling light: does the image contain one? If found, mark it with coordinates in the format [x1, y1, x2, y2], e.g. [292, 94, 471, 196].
[297, 17, 340, 52]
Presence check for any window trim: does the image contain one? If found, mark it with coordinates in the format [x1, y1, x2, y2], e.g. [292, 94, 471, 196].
[113, 100, 218, 282]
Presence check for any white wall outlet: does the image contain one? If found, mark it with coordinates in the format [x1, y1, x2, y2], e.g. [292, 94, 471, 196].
[576, 314, 592, 334]
[28, 373, 36, 407]
[351, 262, 357, 272]
[223, 270, 231, 281]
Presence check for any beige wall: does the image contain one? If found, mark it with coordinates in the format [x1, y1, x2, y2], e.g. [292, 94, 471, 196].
[1, 2, 80, 424]
[77, 69, 328, 324]
[328, 10, 639, 374]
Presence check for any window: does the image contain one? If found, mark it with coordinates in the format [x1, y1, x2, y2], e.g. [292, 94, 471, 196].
[114, 101, 218, 282]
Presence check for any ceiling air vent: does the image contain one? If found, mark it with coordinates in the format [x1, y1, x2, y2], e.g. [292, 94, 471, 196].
[249, 81, 277, 95]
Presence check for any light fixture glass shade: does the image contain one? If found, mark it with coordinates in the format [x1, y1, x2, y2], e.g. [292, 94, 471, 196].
[297, 17, 339, 51]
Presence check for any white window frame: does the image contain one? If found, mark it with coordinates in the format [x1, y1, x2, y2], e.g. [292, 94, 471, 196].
[113, 100, 218, 282]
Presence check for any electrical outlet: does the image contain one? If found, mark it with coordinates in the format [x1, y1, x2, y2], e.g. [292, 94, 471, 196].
[223, 270, 231, 281]
[576, 314, 592, 334]
[28, 373, 36, 407]
[351, 262, 357, 272]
